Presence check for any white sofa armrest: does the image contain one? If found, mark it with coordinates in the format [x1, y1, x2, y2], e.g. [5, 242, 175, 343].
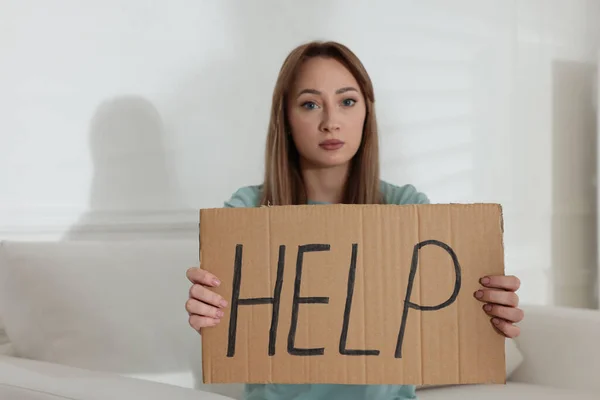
[511, 304, 600, 392]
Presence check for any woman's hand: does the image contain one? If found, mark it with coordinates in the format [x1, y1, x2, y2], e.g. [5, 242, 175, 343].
[186, 266, 228, 333]
[475, 275, 524, 338]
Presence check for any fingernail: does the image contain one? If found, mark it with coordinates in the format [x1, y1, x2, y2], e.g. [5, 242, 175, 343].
[216, 310, 224, 318]
[492, 318, 501, 325]
[220, 299, 228, 307]
[480, 277, 490, 285]
[474, 290, 484, 299]
[484, 304, 492, 312]
[212, 278, 221, 287]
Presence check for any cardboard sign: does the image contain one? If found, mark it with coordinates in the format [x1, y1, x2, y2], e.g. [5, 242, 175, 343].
[199, 203, 506, 386]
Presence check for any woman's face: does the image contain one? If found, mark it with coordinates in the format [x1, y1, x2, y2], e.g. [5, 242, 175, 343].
[286, 56, 366, 170]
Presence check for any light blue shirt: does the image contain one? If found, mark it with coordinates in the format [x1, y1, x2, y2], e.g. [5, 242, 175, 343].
[223, 181, 430, 400]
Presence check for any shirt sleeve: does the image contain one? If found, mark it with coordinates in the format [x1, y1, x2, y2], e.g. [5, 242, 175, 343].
[382, 182, 430, 205]
[224, 185, 262, 208]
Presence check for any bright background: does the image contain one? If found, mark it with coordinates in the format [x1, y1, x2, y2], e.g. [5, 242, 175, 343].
[1, 0, 599, 308]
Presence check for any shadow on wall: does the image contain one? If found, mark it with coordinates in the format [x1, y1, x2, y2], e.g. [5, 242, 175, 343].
[64, 95, 177, 240]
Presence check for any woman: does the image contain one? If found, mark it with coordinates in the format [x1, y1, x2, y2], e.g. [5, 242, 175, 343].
[186, 40, 523, 400]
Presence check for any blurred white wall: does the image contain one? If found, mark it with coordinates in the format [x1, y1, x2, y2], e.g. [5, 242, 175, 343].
[1, 0, 599, 307]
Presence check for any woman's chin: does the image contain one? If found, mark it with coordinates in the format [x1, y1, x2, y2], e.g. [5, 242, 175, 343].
[301, 152, 354, 170]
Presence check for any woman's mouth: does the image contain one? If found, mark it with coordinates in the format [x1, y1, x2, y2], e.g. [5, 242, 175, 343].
[319, 139, 345, 151]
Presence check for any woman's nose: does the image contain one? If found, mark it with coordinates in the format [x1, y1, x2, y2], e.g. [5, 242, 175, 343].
[320, 109, 341, 133]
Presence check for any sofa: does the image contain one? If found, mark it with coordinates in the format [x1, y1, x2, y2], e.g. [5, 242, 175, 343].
[0, 239, 598, 399]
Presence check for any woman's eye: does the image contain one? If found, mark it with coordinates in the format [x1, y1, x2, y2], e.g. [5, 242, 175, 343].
[342, 98, 356, 107]
[301, 101, 318, 110]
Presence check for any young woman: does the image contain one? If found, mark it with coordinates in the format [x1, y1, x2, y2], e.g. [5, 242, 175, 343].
[186, 40, 524, 400]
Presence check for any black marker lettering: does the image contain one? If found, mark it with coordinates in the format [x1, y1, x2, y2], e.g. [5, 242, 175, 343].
[288, 244, 330, 356]
[339, 243, 380, 356]
[395, 240, 461, 358]
[227, 244, 286, 357]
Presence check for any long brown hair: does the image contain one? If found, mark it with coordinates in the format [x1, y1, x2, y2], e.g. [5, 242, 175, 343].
[260, 40, 382, 206]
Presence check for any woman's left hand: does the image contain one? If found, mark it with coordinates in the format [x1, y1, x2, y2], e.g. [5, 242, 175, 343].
[475, 275, 524, 338]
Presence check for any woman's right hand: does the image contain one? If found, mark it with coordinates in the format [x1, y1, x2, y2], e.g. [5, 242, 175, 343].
[186, 266, 228, 333]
